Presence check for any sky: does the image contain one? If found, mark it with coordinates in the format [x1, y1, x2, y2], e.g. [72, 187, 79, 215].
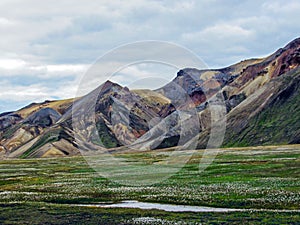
[0, 0, 300, 113]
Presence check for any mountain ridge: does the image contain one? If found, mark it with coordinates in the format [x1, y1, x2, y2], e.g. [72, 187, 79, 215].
[1, 37, 300, 158]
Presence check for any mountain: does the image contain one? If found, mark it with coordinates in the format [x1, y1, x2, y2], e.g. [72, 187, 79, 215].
[1, 38, 300, 158]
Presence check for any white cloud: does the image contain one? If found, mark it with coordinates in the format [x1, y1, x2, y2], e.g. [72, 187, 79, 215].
[0, 78, 80, 109]
[0, 82, 51, 102]
[0, 59, 26, 70]
[110, 63, 178, 89]
[43, 64, 88, 78]
[182, 24, 254, 42]
[263, 0, 300, 13]
[0, 58, 88, 79]
[0, 17, 15, 26]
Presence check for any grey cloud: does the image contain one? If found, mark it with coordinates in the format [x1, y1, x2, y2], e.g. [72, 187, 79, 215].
[0, 0, 300, 112]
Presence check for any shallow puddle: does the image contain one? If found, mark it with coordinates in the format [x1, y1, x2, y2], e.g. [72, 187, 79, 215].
[78, 200, 243, 212]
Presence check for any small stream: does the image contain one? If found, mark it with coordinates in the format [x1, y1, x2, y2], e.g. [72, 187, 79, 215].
[74, 200, 300, 213]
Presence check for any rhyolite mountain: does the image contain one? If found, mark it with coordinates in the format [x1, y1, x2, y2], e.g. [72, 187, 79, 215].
[1, 38, 300, 158]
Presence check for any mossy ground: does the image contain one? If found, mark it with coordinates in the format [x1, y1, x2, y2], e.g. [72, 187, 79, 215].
[0, 145, 299, 224]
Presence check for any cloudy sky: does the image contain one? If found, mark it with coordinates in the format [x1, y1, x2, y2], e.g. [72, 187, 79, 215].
[0, 0, 300, 112]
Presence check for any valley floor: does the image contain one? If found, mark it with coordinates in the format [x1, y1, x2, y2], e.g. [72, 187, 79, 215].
[0, 145, 299, 224]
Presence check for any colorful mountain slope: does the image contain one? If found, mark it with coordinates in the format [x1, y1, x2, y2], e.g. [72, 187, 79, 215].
[1, 38, 300, 158]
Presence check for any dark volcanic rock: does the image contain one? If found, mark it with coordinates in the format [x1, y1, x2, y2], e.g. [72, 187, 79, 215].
[0, 113, 22, 131]
[24, 108, 61, 127]
[225, 93, 247, 112]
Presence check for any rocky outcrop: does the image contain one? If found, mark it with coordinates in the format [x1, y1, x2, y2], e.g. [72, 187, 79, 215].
[0, 113, 22, 131]
[24, 108, 61, 127]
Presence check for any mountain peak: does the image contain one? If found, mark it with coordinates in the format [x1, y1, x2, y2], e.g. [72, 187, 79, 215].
[283, 37, 300, 50]
[103, 80, 116, 86]
[90, 80, 122, 97]
[102, 80, 120, 89]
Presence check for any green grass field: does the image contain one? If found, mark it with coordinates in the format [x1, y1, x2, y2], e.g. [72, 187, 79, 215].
[0, 145, 299, 224]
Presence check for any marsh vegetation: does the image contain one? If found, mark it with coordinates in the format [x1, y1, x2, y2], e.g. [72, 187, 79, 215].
[0, 145, 299, 224]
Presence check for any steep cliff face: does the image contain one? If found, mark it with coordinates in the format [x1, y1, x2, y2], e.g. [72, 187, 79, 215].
[222, 68, 300, 147]
[1, 38, 300, 158]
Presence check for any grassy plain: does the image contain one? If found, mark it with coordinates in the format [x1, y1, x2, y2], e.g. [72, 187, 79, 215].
[0, 145, 299, 224]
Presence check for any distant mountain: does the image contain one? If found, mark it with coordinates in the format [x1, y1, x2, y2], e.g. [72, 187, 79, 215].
[1, 38, 300, 158]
